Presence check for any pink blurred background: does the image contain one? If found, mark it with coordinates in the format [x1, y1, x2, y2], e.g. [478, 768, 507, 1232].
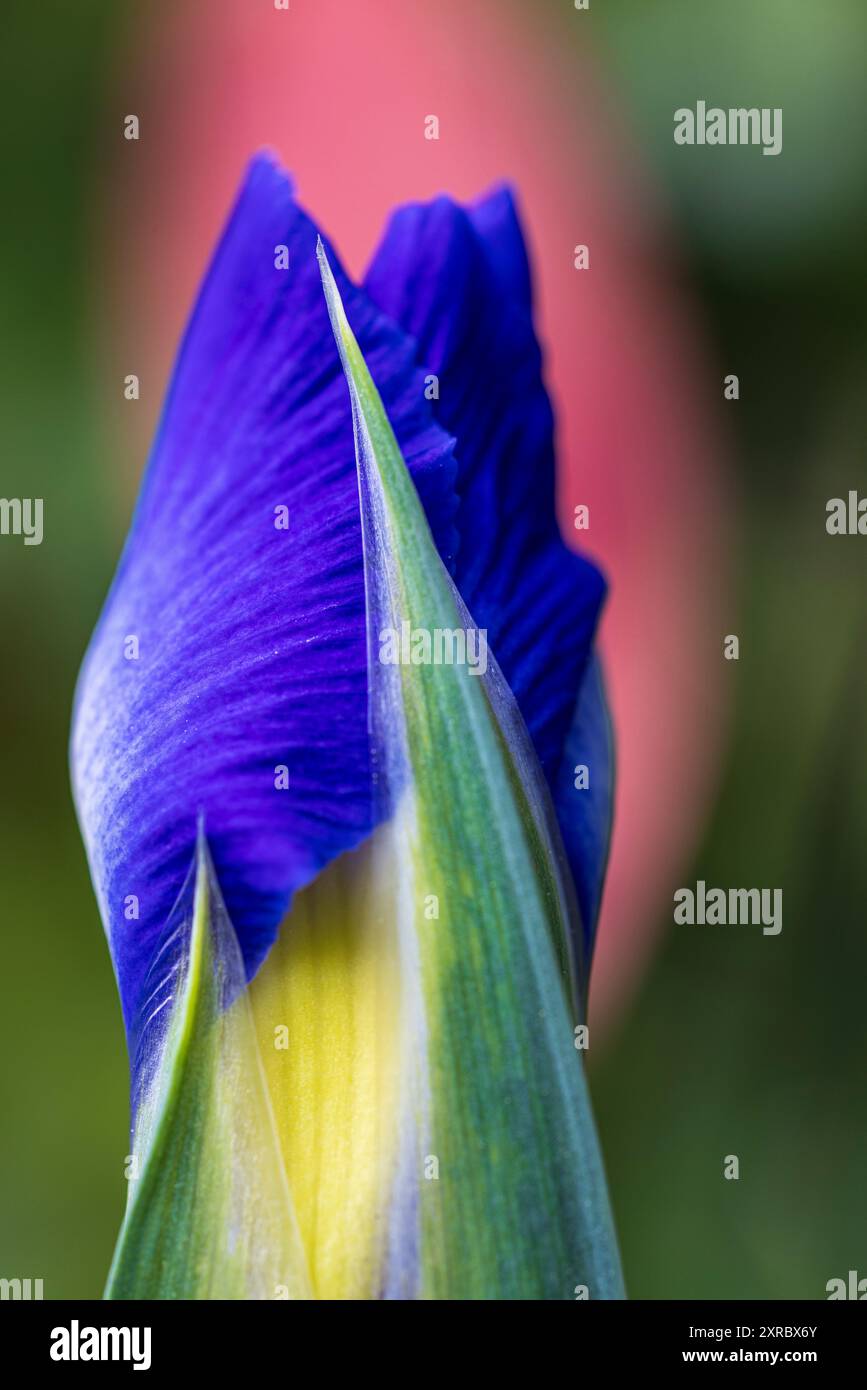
[101, 0, 731, 1029]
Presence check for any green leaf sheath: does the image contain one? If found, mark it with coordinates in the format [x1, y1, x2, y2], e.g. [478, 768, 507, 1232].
[320, 244, 625, 1300]
[105, 834, 311, 1300]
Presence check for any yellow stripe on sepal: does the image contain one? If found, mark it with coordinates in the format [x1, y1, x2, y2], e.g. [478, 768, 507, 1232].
[250, 816, 414, 1300]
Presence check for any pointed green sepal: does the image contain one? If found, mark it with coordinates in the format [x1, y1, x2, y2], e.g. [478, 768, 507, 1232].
[319, 244, 625, 1300]
[105, 831, 311, 1300]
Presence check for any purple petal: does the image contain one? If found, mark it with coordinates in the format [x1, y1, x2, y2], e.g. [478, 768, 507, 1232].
[71, 154, 456, 1055]
[363, 189, 607, 933]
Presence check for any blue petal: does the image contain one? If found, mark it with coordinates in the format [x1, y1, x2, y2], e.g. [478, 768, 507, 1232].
[363, 189, 607, 919]
[552, 654, 615, 975]
[71, 154, 456, 1055]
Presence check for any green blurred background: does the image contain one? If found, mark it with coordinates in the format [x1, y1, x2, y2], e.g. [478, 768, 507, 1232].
[1, 0, 865, 1298]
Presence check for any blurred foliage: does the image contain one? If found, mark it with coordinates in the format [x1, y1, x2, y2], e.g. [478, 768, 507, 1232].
[594, 0, 867, 278]
[0, 1, 132, 1299]
[583, 0, 867, 1297]
[0, 0, 865, 1298]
